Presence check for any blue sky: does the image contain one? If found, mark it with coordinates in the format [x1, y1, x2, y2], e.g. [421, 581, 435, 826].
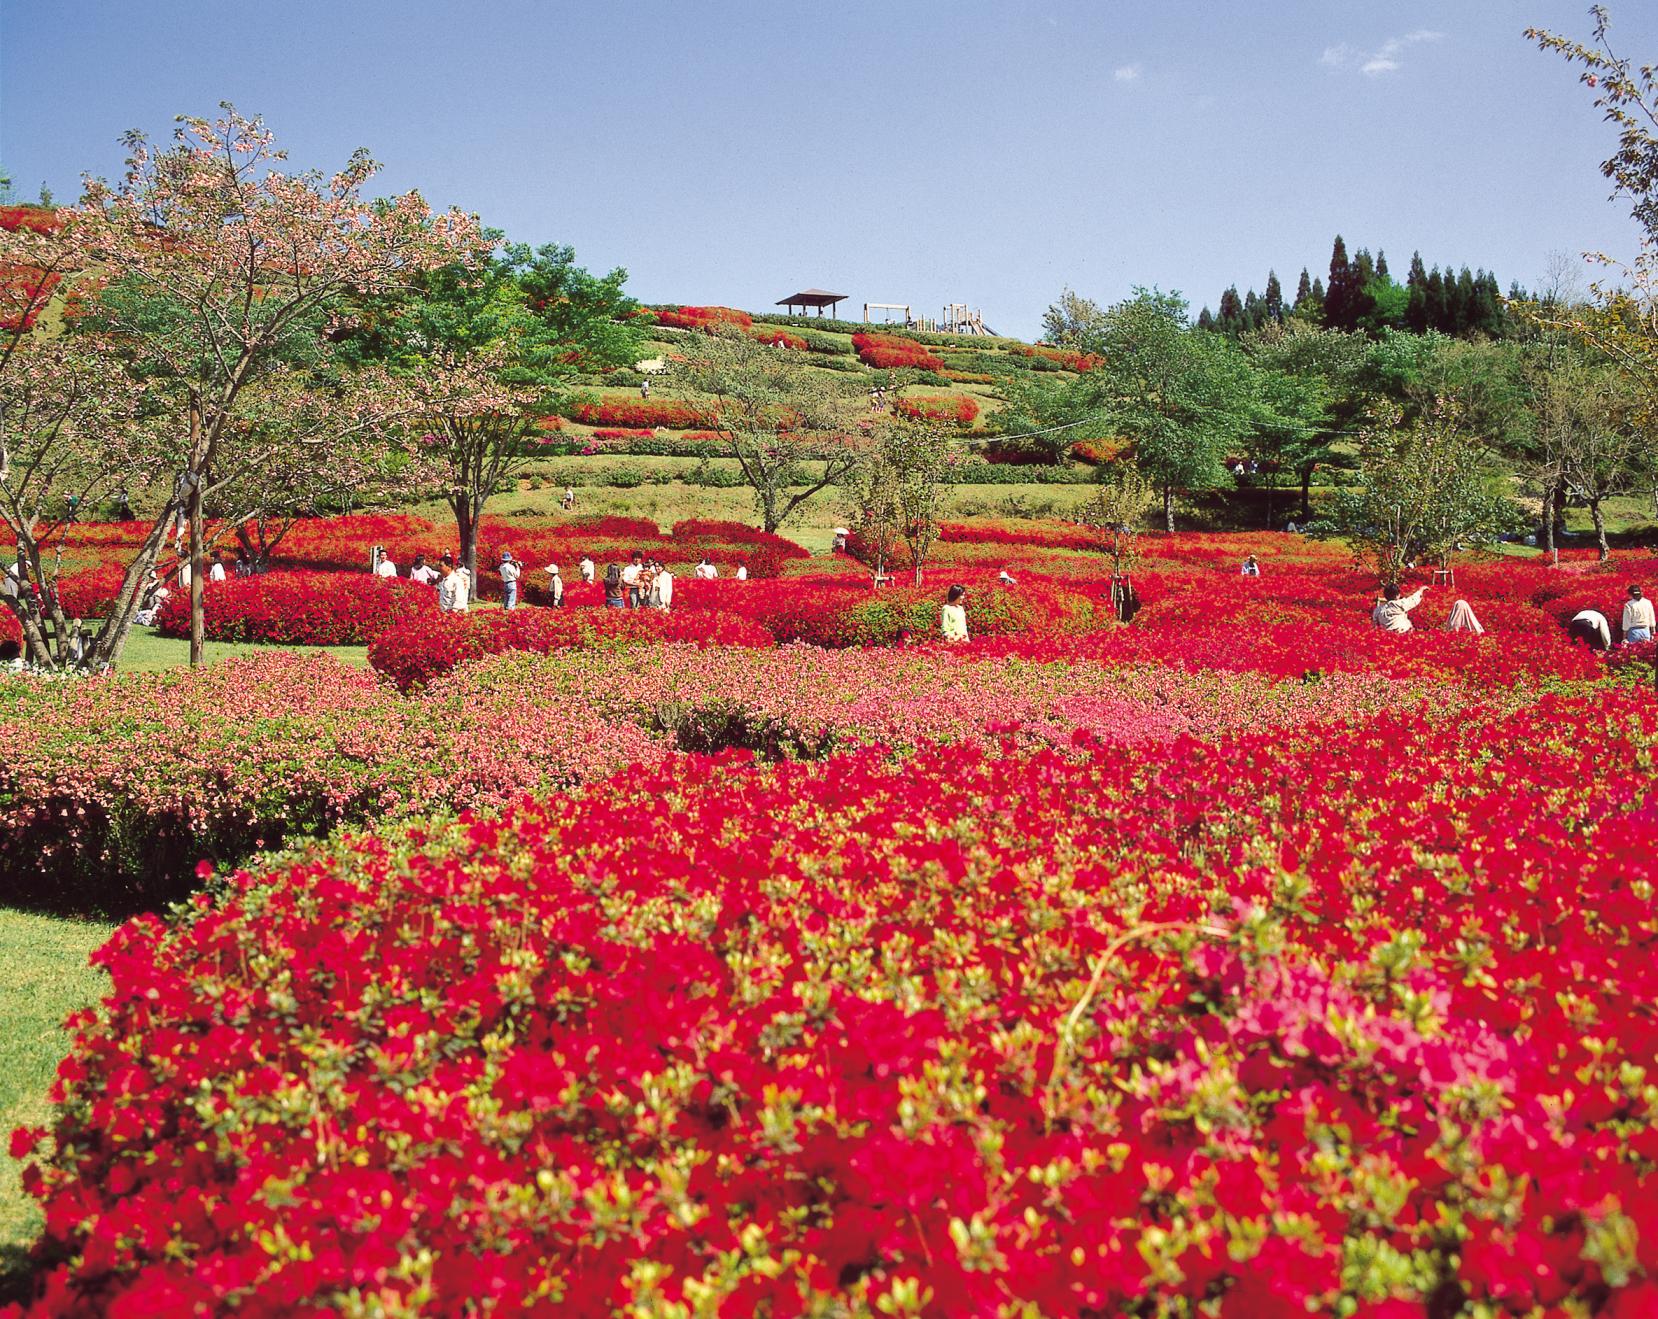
[3, 0, 1653, 339]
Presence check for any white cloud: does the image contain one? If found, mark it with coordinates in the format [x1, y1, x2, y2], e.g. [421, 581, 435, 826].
[1323, 29, 1443, 76]
[1113, 63, 1141, 82]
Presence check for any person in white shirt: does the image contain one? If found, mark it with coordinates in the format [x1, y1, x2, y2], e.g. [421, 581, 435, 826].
[998, 568, 1016, 586]
[1622, 585, 1655, 643]
[1569, 608, 1612, 651]
[409, 555, 437, 585]
[456, 566, 472, 608]
[499, 551, 522, 610]
[543, 563, 564, 607]
[374, 553, 398, 580]
[579, 555, 595, 584]
[620, 552, 643, 607]
[695, 558, 718, 580]
[179, 560, 192, 589]
[208, 552, 227, 583]
[735, 564, 748, 581]
[654, 563, 674, 611]
[1371, 583, 1428, 633]
[1240, 555, 1261, 578]
[437, 564, 468, 613]
[940, 584, 969, 643]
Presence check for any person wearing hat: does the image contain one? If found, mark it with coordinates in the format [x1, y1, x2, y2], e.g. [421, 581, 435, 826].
[499, 550, 522, 610]
[543, 562, 564, 608]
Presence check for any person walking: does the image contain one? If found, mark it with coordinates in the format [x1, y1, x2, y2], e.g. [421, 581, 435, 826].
[579, 554, 595, 585]
[1621, 585, 1654, 643]
[543, 563, 565, 607]
[437, 563, 468, 613]
[1371, 583, 1428, 634]
[1568, 607, 1612, 651]
[941, 584, 969, 643]
[603, 563, 625, 608]
[654, 561, 673, 612]
[409, 554, 437, 585]
[499, 550, 522, 610]
[640, 378, 651, 399]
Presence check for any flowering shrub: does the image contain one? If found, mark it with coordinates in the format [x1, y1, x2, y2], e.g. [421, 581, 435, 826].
[585, 427, 656, 442]
[53, 562, 129, 620]
[366, 605, 774, 691]
[0, 651, 667, 911]
[571, 398, 716, 429]
[1017, 344, 1104, 371]
[14, 689, 1658, 1314]
[153, 571, 437, 645]
[656, 304, 753, 332]
[752, 327, 807, 350]
[851, 331, 945, 371]
[892, 394, 981, 425]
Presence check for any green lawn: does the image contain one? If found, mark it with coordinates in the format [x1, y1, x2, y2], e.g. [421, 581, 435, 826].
[0, 909, 112, 1301]
[117, 629, 370, 672]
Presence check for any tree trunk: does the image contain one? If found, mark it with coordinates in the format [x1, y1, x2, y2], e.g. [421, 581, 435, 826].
[188, 474, 205, 667]
[452, 495, 479, 585]
[88, 513, 177, 672]
[1299, 464, 1314, 519]
[1591, 496, 1608, 561]
[1542, 476, 1557, 563]
[1163, 486, 1175, 534]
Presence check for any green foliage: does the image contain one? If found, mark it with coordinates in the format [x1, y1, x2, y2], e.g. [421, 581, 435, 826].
[1314, 400, 1527, 583]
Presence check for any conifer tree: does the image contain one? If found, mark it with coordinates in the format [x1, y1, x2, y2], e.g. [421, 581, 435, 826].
[1264, 270, 1284, 322]
[1217, 285, 1244, 334]
[1294, 268, 1313, 309]
[1405, 252, 1431, 334]
[1325, 235, 1354, 330]
[1197, 306, 1216, 331]
[1376, 250, 1390, 281]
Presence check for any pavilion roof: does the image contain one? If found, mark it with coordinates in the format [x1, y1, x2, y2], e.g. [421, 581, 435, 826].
[776, 289, 847, 306]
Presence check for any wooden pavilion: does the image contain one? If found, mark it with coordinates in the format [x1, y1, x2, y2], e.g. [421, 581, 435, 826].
[776, 289, 848, 318]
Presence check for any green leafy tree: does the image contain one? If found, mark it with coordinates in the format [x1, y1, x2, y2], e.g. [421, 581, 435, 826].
[1319, 399, 1525, 585]
[672, 328, 866, 533]
[1041, 288, 1108, 347]
[1085, 290, 1256, 531]
[364, 238, 643, 579]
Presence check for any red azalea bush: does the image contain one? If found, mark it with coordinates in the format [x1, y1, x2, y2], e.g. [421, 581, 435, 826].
[571, 398, 716, 429]
[1017, 344, 1104, 371]
[752, 328, 807, 350]
[892, 394, 981, 425]
[851, 332, 946, 372]
[53, 562, 130, 620]
[585, 427, 657, 442]
[13, 691, 1658, 1315]
[673, 574, 1095, 647]
[656, 305, 753, 332]
[154, 571, 437, 645]
[366, 604, 774, 691]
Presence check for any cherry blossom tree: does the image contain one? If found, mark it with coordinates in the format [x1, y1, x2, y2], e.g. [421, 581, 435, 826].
[74, 104, 482, 665]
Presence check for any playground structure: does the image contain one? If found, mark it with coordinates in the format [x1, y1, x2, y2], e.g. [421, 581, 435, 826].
[864, 300, 997, 336]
